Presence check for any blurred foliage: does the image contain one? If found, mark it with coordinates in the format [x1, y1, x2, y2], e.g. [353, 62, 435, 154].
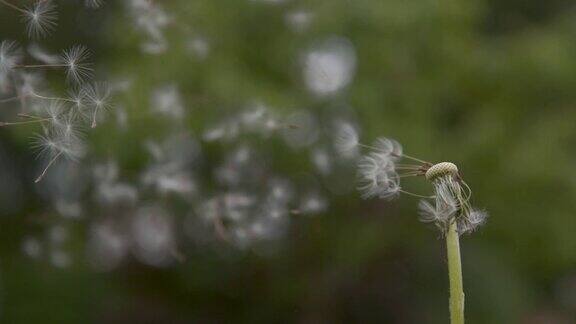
[1, 0, 576, 323]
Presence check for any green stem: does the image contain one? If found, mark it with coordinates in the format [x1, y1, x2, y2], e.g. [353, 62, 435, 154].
[446, 221, 464, 324]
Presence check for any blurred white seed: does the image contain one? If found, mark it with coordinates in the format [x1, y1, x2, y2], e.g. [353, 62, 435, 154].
[85, 0, 105, 9]
[285, 9, 314, 33]
[303, 36, 356, 97]
[50, 249, 71, 268]
[28, 43, 60, 64]
[151, 83, 185, 119]
[131, 205, 175, 267]
[22, 237, 42, 259]
[334, 120, 360, 158]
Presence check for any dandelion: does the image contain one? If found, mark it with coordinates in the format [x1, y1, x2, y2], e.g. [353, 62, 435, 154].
[355, 137, 487, 324]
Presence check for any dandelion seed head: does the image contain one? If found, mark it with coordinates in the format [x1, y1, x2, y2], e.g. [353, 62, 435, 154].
[418, 164, 487, 235]
[23, 0, 58, 39]
[425, 162, 458, 181]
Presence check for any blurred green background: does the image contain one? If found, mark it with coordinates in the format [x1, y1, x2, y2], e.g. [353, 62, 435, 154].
[1, 0, 576, 323]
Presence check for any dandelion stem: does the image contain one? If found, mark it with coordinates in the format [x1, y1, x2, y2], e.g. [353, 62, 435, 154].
[0, 96, 21, 103]
[14, 64, 67, 69]
[0, 118, 51, 126]
[17, 113, 43, 119]
[396, 166, 423, 170]
[399, 190, 434, 199]
[35, 151, 63, 183]
[398, 173, 423, 178]
[31, 92, 77, 103]
[357, 143, 431, 164]
[91, 106, 99, 128]
[0, 0, 26, 14]
[396, 153, 431, 165]
[446, 221, 465, 324]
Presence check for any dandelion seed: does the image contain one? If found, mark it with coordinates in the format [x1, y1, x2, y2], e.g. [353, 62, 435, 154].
[22, 0, 58, 39]
[0, 40, 22, 76]
[357, 152, 400, 199]
[281, 110, 319, 149]
[151, 83, 185, 119]
[303, 36, 356, 97]
[373, 137, 403, 160]
[32, 123, 85, 182]
[311, 148, 332, 175]
[85, 0, 104, 9]
[334, 121, 359, 158]
[87, 221, 128, 272]
[28, 43, 60, 64]
[285, 10, 314, 33]
[18, 72, 44, 99]
[50, 249, 71, 268]
[82, 82, 111, 127]
[298, 192, 328, 215]
[132, 205, 175, 267]
[66, 87, 88, 112]
[61, 45, 93, 84]
[22, 236, 42, 259]
[186, 37, 210, 60]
